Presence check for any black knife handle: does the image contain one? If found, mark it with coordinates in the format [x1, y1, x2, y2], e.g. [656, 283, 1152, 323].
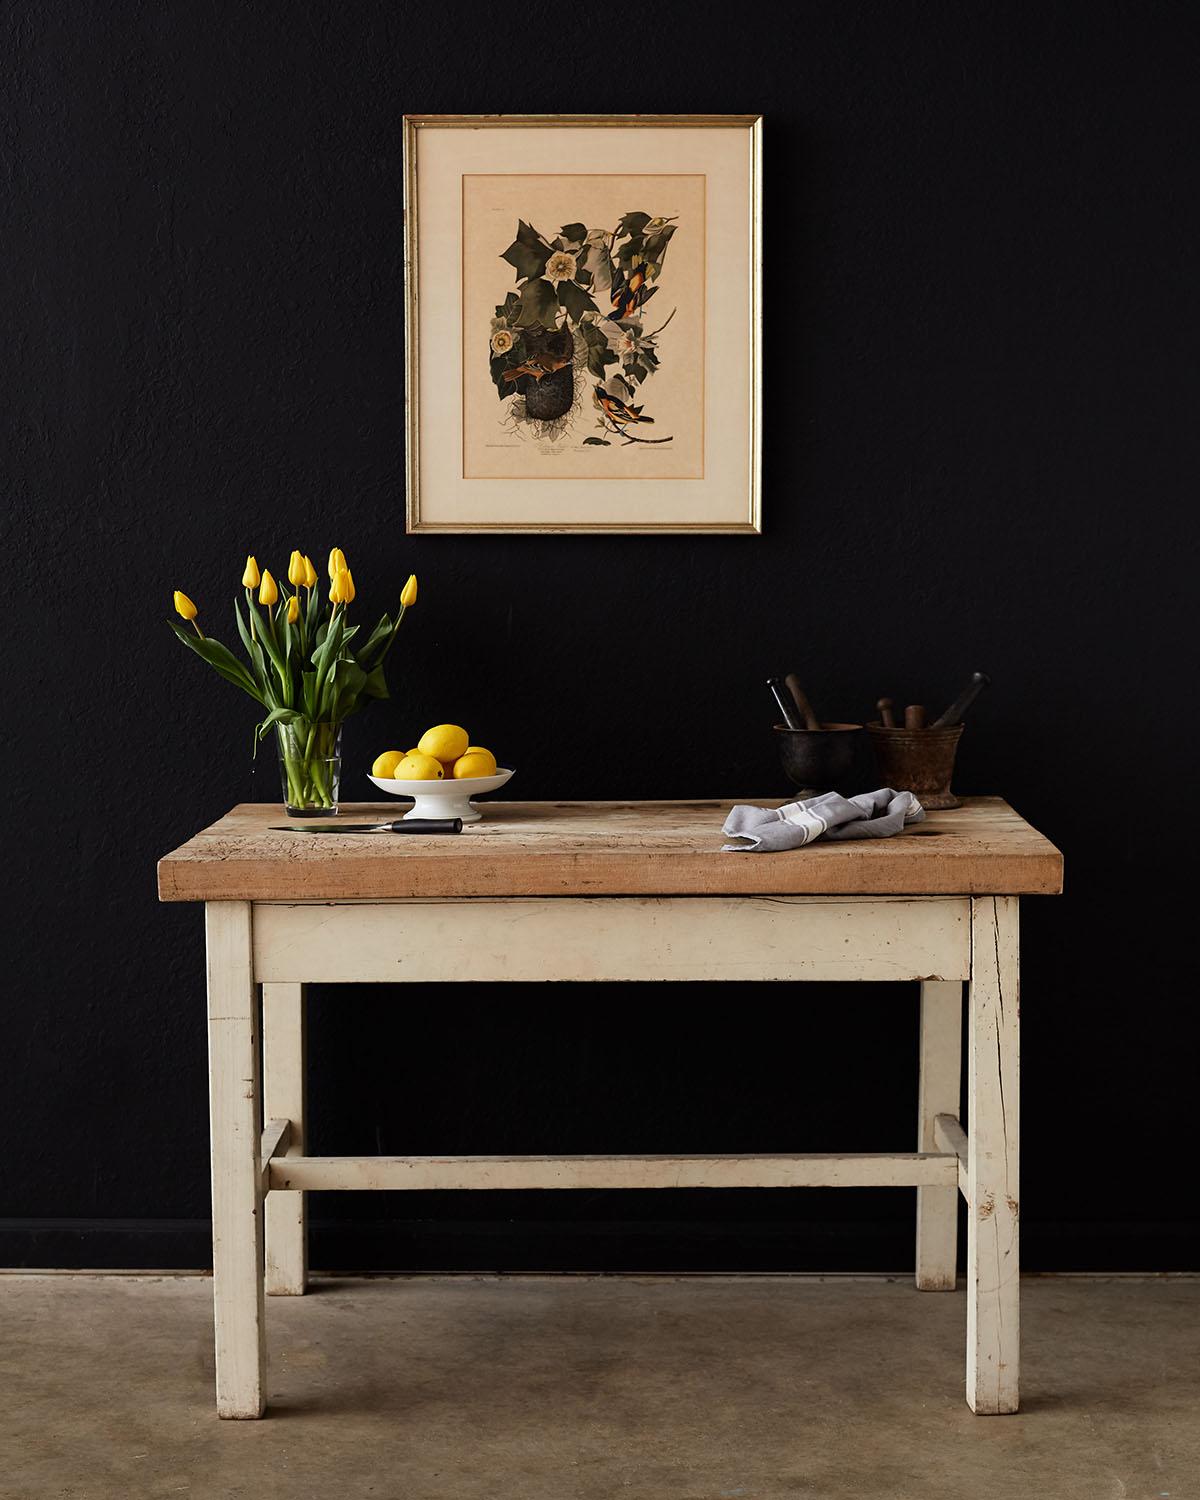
[390, 818, 464, 834]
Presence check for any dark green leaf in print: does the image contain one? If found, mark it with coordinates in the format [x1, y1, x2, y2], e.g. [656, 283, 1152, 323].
[556, 279, 597, 324]
[560, 223, 587, 245]
[616, 212, 651, 239]
[514, 277, 560, 328]
[501, 221, 553, 283]
[582, 436, 611, 445]
[579, 319, 617, 378]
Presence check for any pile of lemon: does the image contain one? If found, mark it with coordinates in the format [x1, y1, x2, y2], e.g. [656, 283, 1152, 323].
[372, 725, 497, 782]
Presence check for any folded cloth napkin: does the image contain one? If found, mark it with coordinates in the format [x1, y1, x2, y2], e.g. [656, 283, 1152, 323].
[722, 788, 924, 853]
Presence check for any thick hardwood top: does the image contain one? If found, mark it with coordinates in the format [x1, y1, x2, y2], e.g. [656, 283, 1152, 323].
[157, 797, 1063, 902]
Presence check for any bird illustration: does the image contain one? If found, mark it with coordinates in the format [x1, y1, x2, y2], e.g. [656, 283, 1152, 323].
[501, 350, 573, 384]
[594, 384, 655, 426]
[609, 263, 654, 320]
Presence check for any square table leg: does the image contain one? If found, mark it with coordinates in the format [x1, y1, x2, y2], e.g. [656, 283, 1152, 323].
[966, 895, 1020, 1414]
[264, 982, 308, 1296]
[205, 901, 267, 1418]
[915, 980, 962, 1290]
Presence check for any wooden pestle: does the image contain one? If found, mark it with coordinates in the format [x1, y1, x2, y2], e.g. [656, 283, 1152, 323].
[784, 672, 823, 731]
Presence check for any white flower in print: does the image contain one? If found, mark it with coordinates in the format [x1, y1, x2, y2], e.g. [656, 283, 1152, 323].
[545, 251, 578, 283]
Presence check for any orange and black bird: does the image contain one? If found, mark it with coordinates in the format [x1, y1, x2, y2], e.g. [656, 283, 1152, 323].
[609, 264, 651, 321]
[593, 384, 655, 427]
[501, 350, 573, 384]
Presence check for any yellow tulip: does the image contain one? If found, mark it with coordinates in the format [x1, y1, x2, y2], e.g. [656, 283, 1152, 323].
[242, 556, 260, 589]
[258, 570, 279, 606]
[331, 567, 355, 604]
[400, 574, 418, 608]
[173, 590, 198, 621]
[327, 547, 347, 580]
[286, 595, 300, 623]
[302, 554, 318, 588]
[288, 550, 305, 586]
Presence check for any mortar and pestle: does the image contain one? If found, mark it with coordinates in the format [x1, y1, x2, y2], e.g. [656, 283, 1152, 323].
[867, 672, 990, 810]
[768, 674, 863, 797]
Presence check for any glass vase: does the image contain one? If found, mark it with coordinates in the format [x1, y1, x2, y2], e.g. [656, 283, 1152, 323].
[277, 721, 342, 818]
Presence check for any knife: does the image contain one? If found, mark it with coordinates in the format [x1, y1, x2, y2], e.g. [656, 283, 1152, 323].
[270, 819, 464, 834]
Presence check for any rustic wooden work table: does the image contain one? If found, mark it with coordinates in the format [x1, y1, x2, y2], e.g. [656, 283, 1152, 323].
[158, 796, 1062, 1419]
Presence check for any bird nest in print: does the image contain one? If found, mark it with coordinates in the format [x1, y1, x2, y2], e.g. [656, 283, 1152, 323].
[489, 214, 678, 448]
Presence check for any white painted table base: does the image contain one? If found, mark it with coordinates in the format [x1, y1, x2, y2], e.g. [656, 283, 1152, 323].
[203, 892, 1019, 1419]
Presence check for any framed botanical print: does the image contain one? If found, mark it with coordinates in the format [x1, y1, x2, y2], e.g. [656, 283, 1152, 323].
[403, 115, 762, 534]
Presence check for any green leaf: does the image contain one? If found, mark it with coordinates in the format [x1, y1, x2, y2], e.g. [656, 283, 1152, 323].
[169, 622, 265, 704]
[579, 318, 617, 378]
[556, 279, 596, 324]
[514, 278, 560, 329]
[615, 212, 650, 240]
[501, 220, 552, 283]
[356, 614, 394, 666]
[582, 437, 611, 446]
[256, 706, 305, 739]
[559, 223, 586, 245]
[360, 663, 390, 699]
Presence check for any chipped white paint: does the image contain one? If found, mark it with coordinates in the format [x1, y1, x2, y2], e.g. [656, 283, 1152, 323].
[916, 981, 963, 1290]
[253, 897, 970, 985]
[933, 1112, 970, 1203]
[966, 895, 1020, 1414]
[196, 858, 1037, 1418]
[205, 901, 266, 1419]
[267, 1151, 960, 1193]
[263, 983, 307, 1296]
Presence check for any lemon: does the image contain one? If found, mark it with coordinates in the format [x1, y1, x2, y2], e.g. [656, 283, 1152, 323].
[371, 750, 406, 778]
[418, 724, 469, 762]
[453, 748, 497, 779]
[394, 751, 444, 781]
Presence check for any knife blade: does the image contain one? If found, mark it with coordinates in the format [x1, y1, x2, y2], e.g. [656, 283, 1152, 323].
[270, 819, 463, 834]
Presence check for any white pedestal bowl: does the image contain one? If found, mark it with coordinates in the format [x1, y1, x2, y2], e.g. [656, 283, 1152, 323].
[366, 767, 514, 823]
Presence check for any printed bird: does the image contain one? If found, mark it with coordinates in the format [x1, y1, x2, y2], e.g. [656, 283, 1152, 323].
[594, 384, 655, 426]
[501, 350, 573, 384]
[609, 263, 653, 320]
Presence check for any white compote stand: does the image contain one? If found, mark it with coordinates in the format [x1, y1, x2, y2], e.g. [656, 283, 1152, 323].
[366, 767, 514, 823]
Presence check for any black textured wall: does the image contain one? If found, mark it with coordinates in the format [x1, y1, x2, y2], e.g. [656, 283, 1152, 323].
[4, 2, 1195, 1271]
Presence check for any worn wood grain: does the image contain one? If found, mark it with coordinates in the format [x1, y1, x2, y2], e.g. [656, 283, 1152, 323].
[252, 897, 970, 984]
[159, 798, 1063, 902]
[205, 901, 266, 1419]
[915, 980, 963, 1289]
[267, 1152, 960, 1193]
[967, 895, 1020, 1414]
[262, 983, 307, 1296]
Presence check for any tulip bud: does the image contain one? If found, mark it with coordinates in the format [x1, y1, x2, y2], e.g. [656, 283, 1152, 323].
[400, 574, 418, 608]
[173, 590, 198, 621]
[288, 550, 305, 586]
[302, 554, 318, 588]
[331, 567, 354, 604]
[242, 556, 260, 589]
[343, 569, 356, 603]
[286, 594, 300, 623]
[327, 547, 347, 580]
[258, 570, 279, 606]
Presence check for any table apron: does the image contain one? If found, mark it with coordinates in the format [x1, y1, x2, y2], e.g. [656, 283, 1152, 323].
[250, 896, 971, 984]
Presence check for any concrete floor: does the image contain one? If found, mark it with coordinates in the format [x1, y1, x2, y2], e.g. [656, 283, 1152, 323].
[1, 1274, 1197, 1499]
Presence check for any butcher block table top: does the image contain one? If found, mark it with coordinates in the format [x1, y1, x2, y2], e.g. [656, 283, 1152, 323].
[157, 796, 1062, 902]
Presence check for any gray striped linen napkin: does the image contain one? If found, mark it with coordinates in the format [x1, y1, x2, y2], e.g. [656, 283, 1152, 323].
[722, 788, 924, 853]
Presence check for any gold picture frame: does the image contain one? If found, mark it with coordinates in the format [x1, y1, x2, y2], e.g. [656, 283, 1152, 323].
[404, 114, 762, 534]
